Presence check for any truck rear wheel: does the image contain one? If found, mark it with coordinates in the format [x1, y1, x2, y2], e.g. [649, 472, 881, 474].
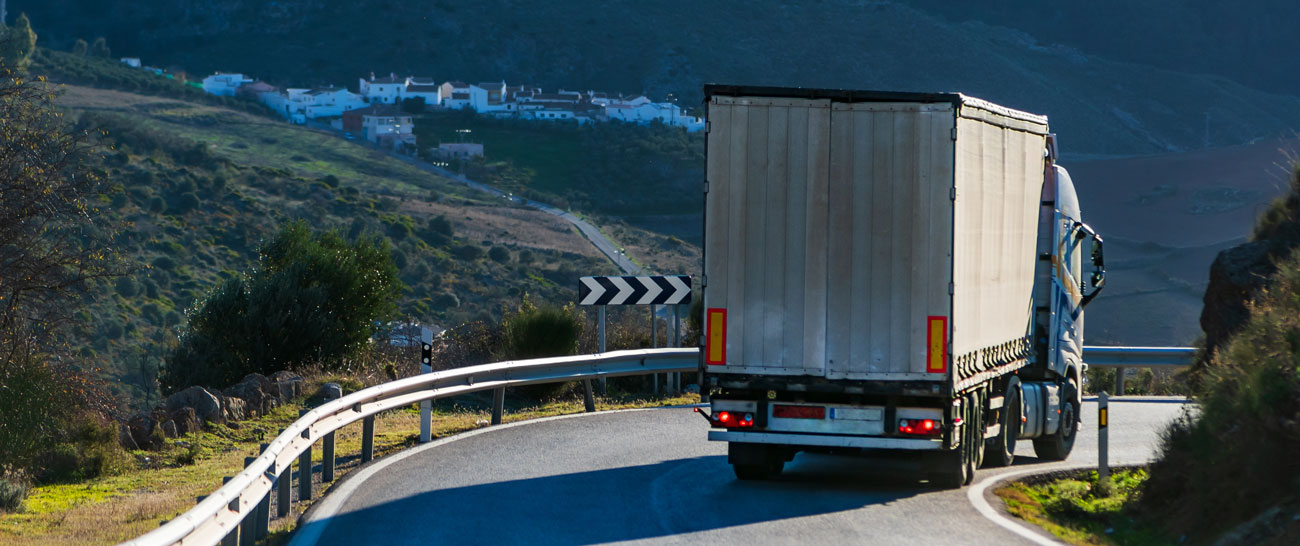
[984, 388, 1020, 467]
[732, 460, 784, 481]
[1033, 379, 1078, 461]
[729, 443, 785, 481]
[929, 395, 976, 488]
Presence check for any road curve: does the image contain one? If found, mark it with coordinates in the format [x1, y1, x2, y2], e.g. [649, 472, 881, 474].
[295, 397, 1187, 546]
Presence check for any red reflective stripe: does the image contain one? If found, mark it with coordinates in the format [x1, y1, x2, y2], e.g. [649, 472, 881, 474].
[773, 405, 825, 419]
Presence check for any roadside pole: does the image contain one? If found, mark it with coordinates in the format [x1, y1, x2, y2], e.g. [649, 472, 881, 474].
[1099, 391, 1109, 484]
[652, 304, 659, 395]
[673, 304, 682, 393]
[598, 306, 607, 395]
[419, 327, 433, 444]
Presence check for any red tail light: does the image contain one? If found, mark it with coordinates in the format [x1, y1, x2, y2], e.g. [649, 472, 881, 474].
[898, 419, 941, 436]
[711, 411, 754, 428]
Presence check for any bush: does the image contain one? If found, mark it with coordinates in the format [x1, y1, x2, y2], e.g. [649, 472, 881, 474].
[452, 244, 484, 261]
[0, 475, 28, 513]
[488, 246, 510, 263]
[498, 297, 584, 400]
[161, 221, 404, 391]
[1141, 246, 1300, 539]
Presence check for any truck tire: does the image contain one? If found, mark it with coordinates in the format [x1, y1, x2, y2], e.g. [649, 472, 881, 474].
[729, 443, 784, 481]
[732, 460, 784, 481]
[984, 388, 1020, 467]
[929, 396, 975, 488]
[1033, 379, 1078, 461]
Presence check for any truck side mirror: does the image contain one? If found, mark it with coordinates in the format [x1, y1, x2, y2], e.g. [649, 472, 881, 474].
[1076, 223, 1105, 307]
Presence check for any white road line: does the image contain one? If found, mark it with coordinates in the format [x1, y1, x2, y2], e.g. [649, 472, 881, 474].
[966, 466, 1094, 546]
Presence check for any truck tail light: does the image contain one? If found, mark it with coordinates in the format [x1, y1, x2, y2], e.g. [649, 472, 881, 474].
[899, 419, 942, 436]
[712, 410, 754, 428]
[706, 308, 727, 365]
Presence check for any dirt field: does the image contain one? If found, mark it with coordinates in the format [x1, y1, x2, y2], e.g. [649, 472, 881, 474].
[400, 200, 604, 258]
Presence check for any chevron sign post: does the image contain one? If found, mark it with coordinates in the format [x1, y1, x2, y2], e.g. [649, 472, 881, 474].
[578, 275, 692, 306]
[579, 275, 692, 395]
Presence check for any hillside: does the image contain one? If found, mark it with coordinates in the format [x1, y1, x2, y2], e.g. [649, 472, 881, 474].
[37, 56, 701, 407]
[20, 1, 1300, 159]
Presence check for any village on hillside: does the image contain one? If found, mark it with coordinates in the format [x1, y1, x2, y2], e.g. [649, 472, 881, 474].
[193, 68, 705, 155]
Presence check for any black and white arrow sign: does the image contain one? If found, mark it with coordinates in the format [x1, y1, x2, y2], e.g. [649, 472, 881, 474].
[579, 275, 691, 306]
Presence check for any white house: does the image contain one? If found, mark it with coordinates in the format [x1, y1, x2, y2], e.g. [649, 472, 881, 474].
[439, 81, 472, 110]
[120, 57, 141, 68]
[468, 81, 517, 114]
[301, 87, 368, 118]
[404, 77, 441, 108]
[202, 73, 253, 97]
[359, 73, 406, 104]
[604, 100, 704, 131]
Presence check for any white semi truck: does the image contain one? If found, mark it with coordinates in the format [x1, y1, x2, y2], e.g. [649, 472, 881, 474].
[697, 85, 1106, 487]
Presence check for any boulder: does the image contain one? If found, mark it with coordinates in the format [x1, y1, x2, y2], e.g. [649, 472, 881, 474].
[168, 407, 201, 436]
[165, 386, 223, 425]
[270, 370, 302, 383]
[160, 419, 178, 438]
[273, 378, 303, 401]
[223, 373, 277, 417]
[318, 382, 343, 401]
[221, 395, 247, 422]
[118, 423, 139, 451]
[1201, 241, 1275, 359]
[127, 412, 162, 450]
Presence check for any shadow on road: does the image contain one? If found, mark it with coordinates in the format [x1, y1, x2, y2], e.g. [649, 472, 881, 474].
[312, 455, 938, 545]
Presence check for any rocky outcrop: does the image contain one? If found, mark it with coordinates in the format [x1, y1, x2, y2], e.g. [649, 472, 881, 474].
[127, 413, 162, 450]
[223, 373, 279, 417]
[317, 382, 343, 401]
[1201, 241, 1276, 358]
[167, 407, 201, 436]
[165, 386, 224, 425]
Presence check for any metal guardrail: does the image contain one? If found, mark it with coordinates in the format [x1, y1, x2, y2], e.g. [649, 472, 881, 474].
[1082, 346, 1198, 395]
[122, 344, 1198, 545]
[120, 348, 698, 546]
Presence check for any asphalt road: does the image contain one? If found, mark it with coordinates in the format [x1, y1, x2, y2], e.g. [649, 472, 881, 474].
[297, 397, 1187, 546]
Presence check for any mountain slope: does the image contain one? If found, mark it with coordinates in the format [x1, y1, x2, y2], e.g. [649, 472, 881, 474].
[21, 1, 1300, 158]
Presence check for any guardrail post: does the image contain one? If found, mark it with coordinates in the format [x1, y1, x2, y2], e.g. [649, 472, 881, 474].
[277, 462, 291, 518]
[240, 457, 258, 546]
[583, 379, 596, 412]
[1114, 366, 1126, 396]
[361, 415, 375, 463]
[256, 445, 270, 541]
[491, 387, 505, 425]
[1099, 391, 1110, 485]
[651, 305, 659, 395]
[222, 477, 238, 546]
[323, 431, 335, 483]
[420, 327, 433, 443]
[298, 444, 313, 503]
[598, 306, 607, 395]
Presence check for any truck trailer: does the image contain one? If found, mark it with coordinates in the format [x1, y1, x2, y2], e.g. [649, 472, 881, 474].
[697, 85, 1106, 487]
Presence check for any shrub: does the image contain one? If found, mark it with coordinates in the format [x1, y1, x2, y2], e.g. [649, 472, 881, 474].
[452, 244, 484, 261]
[498, 297, 584, 400]
[1142, 246, 1300, 539]
[0, 475, 28, 513]
[161, 221, 403, 391]
[488, 246, 510, 263]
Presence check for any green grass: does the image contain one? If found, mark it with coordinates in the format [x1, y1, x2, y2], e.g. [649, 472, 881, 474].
[996, 469, 1175, 546]
[0, 392, 698, 545]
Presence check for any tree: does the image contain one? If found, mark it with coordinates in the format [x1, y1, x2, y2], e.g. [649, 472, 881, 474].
[87, 36, 109, 59]
[162, 222, 404, 391]
[0, 12, 36, 70]
[71, 38, 87, 56]
[0, 65, 120, 346]
[0, 65, 122, 482]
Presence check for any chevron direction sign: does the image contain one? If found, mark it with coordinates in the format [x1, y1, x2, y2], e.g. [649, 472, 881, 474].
[579, 275, 692, 306]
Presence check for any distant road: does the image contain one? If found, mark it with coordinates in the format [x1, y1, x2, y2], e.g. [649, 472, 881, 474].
[296, 397, 1187, 545]
[309, 120, 642, 275]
